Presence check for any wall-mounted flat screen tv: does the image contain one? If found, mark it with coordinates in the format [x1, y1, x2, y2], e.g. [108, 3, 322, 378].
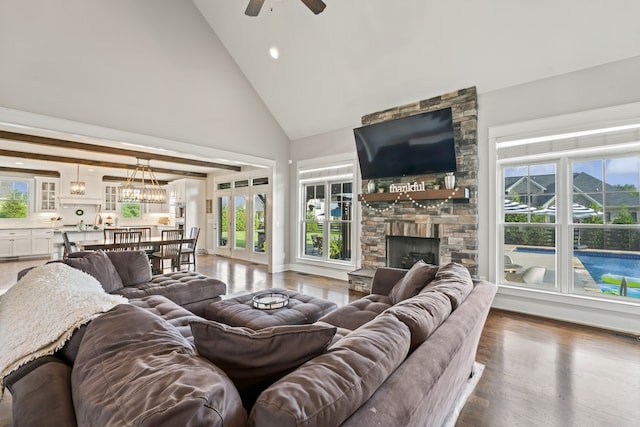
[354, 107, 457, 180]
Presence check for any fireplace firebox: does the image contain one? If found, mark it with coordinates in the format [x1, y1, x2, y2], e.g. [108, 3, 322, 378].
[386, 236, 439, 269]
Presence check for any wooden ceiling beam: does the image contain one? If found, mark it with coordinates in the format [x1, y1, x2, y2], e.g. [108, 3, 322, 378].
[0, 149, 208, 179]
[0, 166, 60, 177]
[0, 130, 242, 172]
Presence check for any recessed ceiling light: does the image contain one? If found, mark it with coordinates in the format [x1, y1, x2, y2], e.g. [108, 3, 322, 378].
[14, 161, 23, 165]
[87, 168, 95, 172]
[269, 47, 279, 59]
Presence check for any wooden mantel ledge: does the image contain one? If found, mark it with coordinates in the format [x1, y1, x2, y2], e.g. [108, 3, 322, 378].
[358, 187, 469, 202]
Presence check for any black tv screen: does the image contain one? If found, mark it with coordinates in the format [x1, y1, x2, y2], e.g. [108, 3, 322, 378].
[354, 107, 457, 180]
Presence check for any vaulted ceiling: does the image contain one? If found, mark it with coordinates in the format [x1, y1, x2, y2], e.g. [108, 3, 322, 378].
[2, 1, 640, 180]
[194, 0, 640, 140]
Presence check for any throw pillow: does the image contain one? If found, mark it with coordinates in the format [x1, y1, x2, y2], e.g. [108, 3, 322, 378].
[421, 262, 474, 310]
[190, 320, 336, 407]
[104, 250, 152, 286]
[64, 250, 124, 293]
[388, 260, 439, 304]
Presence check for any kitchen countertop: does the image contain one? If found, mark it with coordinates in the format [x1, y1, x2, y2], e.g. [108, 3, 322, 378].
[0, 225, 170, 231]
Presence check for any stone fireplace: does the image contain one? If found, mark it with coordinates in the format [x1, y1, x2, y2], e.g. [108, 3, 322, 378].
[348, 87, 478, 293]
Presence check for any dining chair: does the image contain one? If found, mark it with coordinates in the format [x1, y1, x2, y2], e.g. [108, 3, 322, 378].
[180, 226, 200, 271]
[62, 232, 79, 258]
[150, 229, 184, 274]
[103, 227, 126, 243]
[127, 227, 151, 240]
[128, 227, 153, 254]
[111, 231, 142, 251]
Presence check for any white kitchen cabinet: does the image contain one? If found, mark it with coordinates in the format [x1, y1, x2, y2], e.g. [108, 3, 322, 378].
[31, 229, 54, 255]
[103, 184, 119, 212]
[0, 230, 32, 257]
[35, 177, 59, 212]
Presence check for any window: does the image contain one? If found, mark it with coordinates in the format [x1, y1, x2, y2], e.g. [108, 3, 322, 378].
[502, 163, 557, 291]
[298, 159, 355, 265]
[0, 179, 30, 219]
[498, 128, 640, 301]
[121, 203, 141, 219]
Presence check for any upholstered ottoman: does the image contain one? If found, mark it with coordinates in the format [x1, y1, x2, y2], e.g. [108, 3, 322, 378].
[204, 288, 337, 329]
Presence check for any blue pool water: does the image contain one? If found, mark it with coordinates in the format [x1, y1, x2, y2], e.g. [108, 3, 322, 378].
[514, 247, 640, 298]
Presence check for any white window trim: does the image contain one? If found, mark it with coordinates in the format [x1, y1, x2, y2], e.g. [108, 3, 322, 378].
[0, 176, 33, 221]
[295, 154, 359, 273]
[488, 102, 640, 335]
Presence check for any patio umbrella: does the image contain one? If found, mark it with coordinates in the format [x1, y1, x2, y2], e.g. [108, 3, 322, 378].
[504, 199, 536, 213]
[534, 203, 602, 219]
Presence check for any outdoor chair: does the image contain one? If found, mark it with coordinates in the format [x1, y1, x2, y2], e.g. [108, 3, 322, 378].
[505, 266, 546, 285]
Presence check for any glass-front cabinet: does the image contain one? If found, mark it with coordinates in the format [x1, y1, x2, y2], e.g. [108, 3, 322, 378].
[35, 177, 59, 212]
[103, 184, 118, 212]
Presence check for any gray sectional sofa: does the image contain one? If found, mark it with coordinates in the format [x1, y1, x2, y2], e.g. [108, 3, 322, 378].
[18, 249, 227, 317]
[3, 261, 496, 427]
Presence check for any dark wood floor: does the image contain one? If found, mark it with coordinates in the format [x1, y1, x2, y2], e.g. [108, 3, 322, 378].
[1, 254, 639, 427]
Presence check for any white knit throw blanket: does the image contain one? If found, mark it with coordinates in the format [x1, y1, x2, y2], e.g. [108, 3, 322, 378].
[0, 262, 127, 399]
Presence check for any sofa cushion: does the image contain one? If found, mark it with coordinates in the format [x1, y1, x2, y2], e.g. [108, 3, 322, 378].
[129, 295, 201, 341]
[314, 321, 352, 346]
[6, 357, 77, 427]
[388, 260, 439, 304]
[64, 250, 124, 292]
[190, 320, 336, 407]
[385, 290, 452, 351]
[111, 271, 226, 307]
[250, 313, 411, 427]
[103, 250, 152, 286]
[422, 262, 474, 310]
[72, 304, 247, 427]
[317, 294, 392, 331]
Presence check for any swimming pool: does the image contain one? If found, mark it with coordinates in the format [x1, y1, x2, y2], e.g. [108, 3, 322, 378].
[514, 247, 640, 298]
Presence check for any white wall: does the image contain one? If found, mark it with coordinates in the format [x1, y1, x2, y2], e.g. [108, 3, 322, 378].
[0, 0, 291, 272]
[477, 55, 640, 334]
[477, 55, 640, 280]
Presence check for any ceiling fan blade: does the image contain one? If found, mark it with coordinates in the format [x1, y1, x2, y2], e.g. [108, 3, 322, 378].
[245, 0, 266, 17]
[300, 0, 326, 15]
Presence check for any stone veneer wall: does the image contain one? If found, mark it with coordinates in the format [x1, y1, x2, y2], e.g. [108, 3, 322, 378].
[354, 87, 478, 292]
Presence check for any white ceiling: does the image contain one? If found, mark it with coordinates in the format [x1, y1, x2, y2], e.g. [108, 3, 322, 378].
[194, 0, 640, 140]
[3, 1, 640, 180]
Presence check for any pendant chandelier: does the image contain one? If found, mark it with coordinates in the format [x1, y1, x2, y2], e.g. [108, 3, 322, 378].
[118, 159, 167, 204]
[69, 164, 86, 195]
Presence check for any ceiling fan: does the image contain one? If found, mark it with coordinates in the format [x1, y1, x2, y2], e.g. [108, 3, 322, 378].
[245, 0, 326, 16]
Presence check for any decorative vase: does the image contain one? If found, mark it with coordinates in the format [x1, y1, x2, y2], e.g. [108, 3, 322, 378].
[367, 180, 376, 194]
[444, 172, 456, 190]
